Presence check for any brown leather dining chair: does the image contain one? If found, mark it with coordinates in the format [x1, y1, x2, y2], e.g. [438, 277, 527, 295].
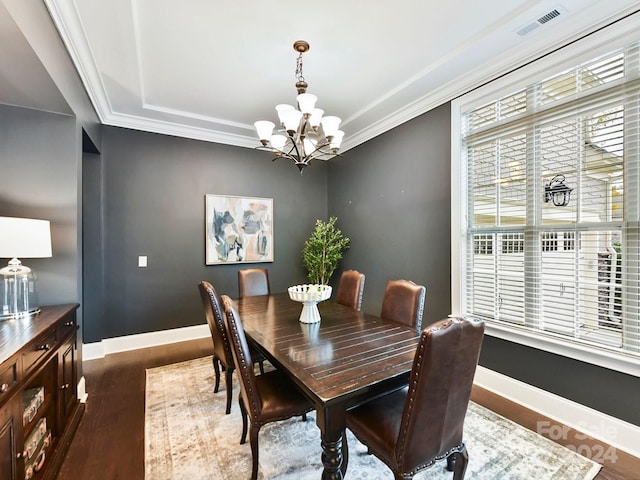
[221, 295, 314, 480]
[238, 267, 270, 297]
[197, 281, 264, 414]
[344, 317, 485, 480]
[380, 279, 426, 331]
[335, 269, 366, 311]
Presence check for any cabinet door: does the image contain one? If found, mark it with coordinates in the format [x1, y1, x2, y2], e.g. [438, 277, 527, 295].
[0, 394, 22, 480]
[59, 338, 77, 426]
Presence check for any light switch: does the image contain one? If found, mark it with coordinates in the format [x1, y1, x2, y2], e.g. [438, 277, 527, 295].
[138, 255, 148, 267]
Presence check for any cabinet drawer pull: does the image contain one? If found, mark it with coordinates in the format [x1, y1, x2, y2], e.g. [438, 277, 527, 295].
[34, 450, 46, 472]
[0, 383, 8, 393]
[64, 321, 74, 327]
[60, 383, 70, 390]
[36, 344, 51, 351]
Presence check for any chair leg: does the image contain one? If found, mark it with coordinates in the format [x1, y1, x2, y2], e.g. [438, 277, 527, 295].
[224, 368, 234, 414]
[451, 446, 469, 480]
[249, 425, 261, 480]
[446, 453, 455, 471]
[212, 356, 221, 393]
[301, 413, 307, 421]
[239, 397, 248, 445]
[258, 359, 265, 375]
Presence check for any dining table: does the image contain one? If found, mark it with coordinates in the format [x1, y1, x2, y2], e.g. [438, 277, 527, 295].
[235, 292, 421, 480]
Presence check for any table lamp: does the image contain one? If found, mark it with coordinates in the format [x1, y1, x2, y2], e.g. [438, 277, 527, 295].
[0, 216, 52, 320]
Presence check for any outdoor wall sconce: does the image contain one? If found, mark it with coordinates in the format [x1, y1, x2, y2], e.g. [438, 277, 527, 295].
[544, 174, 573, 207]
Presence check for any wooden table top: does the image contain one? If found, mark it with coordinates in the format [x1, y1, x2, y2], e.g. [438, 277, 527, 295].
[235, 293, 420, 406]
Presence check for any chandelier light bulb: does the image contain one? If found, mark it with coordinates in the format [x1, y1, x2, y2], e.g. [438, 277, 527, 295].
[254, 121, 275, 143]
[275, 104, 295, 125]
[303, 138, 317, 156]
[321, 116, 341, 138]
[270, 134, 287, 152]
[296, 93, 318, 115]
[330, 130, 345, 150]
[281, 109, 303, 133]
[309, 108, 324, 128]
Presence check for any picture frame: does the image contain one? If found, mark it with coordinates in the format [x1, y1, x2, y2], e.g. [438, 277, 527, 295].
[205, 194, 274, 265]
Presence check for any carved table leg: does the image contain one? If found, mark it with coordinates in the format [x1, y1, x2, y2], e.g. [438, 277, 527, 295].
[317, 405, 346, 480]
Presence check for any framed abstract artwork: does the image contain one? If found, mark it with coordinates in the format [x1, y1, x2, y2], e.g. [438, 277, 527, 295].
[205, 194, 274, 264]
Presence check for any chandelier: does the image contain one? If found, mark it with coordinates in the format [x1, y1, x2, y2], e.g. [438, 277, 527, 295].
[254, 40, 344, 174]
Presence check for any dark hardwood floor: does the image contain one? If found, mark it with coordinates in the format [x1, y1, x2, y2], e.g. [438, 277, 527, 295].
[57, 338, 637, 480]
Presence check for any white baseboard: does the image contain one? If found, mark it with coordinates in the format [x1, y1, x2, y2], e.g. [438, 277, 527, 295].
[82, 324, 210, 361]
[474, 365, 640, 460]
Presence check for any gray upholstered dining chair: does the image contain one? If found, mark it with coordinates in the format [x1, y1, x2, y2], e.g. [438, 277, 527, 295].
[197, 281, 264, 414]
[344, 317, 485, 480]
[380, 279, 426, 331]
[238, 267, 270, 297]
[220, 295, 314, 480]
[335, 269, 366, 311]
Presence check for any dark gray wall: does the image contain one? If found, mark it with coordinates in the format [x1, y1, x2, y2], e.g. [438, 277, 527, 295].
[86, 126, 327, 341]
[0, 104, 81, 309]
[327, 103, 452, 324]
[82, 151, 104, 343]
[481, 337, 639, 426]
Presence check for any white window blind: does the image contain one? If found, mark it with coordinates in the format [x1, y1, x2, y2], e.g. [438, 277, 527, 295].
[456, 36, 640, 370]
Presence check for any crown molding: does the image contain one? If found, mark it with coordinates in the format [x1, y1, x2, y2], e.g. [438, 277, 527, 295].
[44, 0, 111, 121]
[102, 111, 258, 148]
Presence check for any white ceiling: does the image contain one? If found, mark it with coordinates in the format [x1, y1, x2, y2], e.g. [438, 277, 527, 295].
[40, 0, 640, 152]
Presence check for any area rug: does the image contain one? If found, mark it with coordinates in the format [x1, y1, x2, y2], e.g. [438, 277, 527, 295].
[145, 356, 601, 480]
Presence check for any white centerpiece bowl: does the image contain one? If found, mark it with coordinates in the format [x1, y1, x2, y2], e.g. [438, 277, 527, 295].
[288, 284, 332, 323]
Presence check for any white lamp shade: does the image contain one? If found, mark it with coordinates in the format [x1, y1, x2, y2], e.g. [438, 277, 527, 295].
[275, 104, 295, 124]
[296, 93, 317, 114]
[303, 138, 317, 155]
[330, 130, 345, 149]
[270, 134, 288, 151]
[281, 109, 303, 132]
[321, 116, 342, 137]
[0, 217, 52, 259]
[309, 108, 324, 128]
[254, 121, 275, 141]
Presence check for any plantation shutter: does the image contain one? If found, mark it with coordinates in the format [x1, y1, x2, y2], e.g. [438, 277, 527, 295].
[461, 42, 640, 356]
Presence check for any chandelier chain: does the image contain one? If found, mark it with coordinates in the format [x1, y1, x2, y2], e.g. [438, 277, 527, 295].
[295, 52, 305, 84]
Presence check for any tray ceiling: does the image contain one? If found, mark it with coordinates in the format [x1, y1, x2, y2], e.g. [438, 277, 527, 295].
[42, 0, 640, 152]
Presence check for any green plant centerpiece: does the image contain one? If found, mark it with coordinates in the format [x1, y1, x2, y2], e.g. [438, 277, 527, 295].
[289, 217, 350, 323]
[302, 216, 350, 285]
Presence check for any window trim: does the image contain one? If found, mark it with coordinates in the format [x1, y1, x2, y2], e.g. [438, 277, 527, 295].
[451, 14, 640, 378]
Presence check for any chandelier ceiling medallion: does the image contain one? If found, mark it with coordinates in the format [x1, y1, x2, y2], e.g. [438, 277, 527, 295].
[254, 40, 344, 174]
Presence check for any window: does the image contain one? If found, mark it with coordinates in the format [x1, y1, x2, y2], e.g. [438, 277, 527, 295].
[502, 233, 524, 254]
[474, 234, 493, 255]
[452, 21, 640, 376]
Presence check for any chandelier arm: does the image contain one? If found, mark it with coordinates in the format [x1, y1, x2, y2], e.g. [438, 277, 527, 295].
[288, 135, 304, 161]
[254, 145, 295, 162]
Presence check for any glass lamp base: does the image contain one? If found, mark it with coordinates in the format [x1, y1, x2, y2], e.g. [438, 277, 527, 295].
[0, 259, 41, 321]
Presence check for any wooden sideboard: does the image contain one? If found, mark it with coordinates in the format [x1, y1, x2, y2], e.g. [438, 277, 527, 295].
[0, 304, 83, 480]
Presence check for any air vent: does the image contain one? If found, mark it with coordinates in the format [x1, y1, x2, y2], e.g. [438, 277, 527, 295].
[516, 7, 564, 37]
[537, 9, 561, 24]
